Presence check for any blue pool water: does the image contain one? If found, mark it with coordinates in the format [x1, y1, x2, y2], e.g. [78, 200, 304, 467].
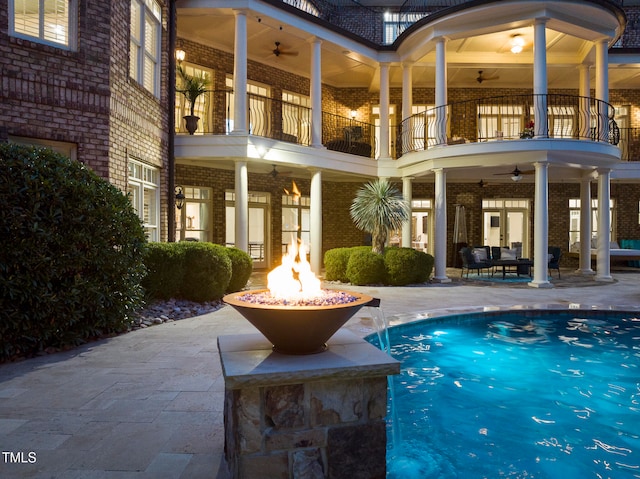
[370, 311, 640, 478]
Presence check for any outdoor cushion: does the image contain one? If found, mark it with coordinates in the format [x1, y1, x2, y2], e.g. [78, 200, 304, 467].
[472, 248, 488, 262]
[500, 248, 517, 260]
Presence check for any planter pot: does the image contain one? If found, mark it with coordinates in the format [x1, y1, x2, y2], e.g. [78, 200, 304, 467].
[223, 289, 375, 354]
[183, 115, 200, 135]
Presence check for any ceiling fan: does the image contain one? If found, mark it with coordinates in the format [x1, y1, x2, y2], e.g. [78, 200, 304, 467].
[476, 70, 500, 84]
[270, 165, 292, 178]
[272, 41, 298, 57]
[493, 166, 534, 182]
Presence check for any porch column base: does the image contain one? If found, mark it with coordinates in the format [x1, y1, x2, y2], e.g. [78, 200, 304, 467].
[432, 276, 451, 283]
[576, 268, 595, 276]
[595, 274, 614, 282]
[528, 280, 554, 288]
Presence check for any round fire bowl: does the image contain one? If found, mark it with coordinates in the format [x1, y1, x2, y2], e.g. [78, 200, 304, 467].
[223, 289, 374, 355]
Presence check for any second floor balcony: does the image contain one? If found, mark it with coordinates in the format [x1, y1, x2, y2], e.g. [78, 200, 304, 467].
[176, 92, 631, 164]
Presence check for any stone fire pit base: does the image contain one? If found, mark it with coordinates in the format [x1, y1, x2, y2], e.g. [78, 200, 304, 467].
[218, 330, 400, 479]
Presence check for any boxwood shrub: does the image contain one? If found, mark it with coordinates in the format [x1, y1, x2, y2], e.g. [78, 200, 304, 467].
[142, 242, 252, 300]
[384, 247, 434, 285]
[225, 247, 253, 293]
[346, 248, 386, 285]
[324, 245, 434, 286]
[0, 144, 147, 361]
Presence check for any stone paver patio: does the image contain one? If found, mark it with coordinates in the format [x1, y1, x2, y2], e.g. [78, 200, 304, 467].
[1, 268, 638, 478]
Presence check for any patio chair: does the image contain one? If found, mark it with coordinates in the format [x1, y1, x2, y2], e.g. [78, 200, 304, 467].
[460, 246, 492, 278]
[548, 246, 562, 278]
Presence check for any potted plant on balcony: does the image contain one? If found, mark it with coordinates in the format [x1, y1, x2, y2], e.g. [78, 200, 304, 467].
[177, 66, 211, 135]
[520, 120, 535, 139]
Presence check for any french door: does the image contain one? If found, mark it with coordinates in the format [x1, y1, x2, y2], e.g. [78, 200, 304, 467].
[482, 199, 530, 258]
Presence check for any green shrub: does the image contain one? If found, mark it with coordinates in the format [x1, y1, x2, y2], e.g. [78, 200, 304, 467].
[384, 248, 433, 285]
[179, 242, 232, 302]
[346, 248, 386, 285]
[142, 243, 186, 299]
[225, 247, 253, 293]
[324, 247, 352, 282]
[0, 144, 146, 361]
[414, 251, 434, 283]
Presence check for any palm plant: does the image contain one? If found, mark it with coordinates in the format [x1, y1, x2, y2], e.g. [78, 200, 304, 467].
[350, 179, 410, 254]
[176, 65, 211, 117]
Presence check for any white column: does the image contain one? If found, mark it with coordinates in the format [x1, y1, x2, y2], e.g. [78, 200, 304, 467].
[533, 18, 547, 138]
[435, 37, 447, 145]
[378, 63, 390, 159]
[310, 38, 323, 148]
[579, 65, 591, 140]
[234, 161, 248, 253]
[577, 175, 595, 275]
[595, 40, 609, 142]
[529, 162, 552, 288]
[402, 177, 413, 248]
[433, 168, 450, 282]
[232, 10, 248, 134]
[401, 63, 413, 155]
[310, 169, 323, 274]
[596, 169, 613, 281]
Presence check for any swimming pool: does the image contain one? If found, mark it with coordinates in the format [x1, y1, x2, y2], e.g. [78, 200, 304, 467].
[369, 309, 640, 478]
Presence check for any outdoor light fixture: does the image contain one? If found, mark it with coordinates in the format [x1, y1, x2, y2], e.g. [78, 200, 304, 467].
[175, 186, 186, 209]
[511, 167, 523, 182]
[510, 35, 525, 54]
[175, 49, 186, 63]
[350, 110, 357, 119]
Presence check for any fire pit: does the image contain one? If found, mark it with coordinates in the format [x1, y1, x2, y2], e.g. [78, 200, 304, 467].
[223, 235, 374, 354]
[223, 289, 374, 354]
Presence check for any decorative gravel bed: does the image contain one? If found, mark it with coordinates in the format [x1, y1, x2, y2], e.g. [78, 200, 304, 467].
[131, 298, 223, 329]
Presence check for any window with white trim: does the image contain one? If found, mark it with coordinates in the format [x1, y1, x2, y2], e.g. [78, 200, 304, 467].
[225, 77, 270, 134]
[568, 198, 615, 252]
[477, 105, 526, 140]
[282, 190, 310, 255]
[176, 187, 212, 241]
[282, 91, 311, 145]
[130, 0, 161, 97]
[128, 159, 160, 241]
[10, 0, 77, 49]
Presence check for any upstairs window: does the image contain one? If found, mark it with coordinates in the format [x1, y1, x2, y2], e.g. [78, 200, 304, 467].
[130, 0, 161, 96]
[10, 0, 77, 49]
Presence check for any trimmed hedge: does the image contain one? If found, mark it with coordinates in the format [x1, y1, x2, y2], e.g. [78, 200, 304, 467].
[142, 242, 252, 301]
[346, 248, 386, 285]
[0, 144, 147, 361]
[225, 247, 254, 293]
[324, 246, 434, 286]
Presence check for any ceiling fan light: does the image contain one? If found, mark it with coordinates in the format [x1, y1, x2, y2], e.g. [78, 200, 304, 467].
[510, 35, 525, 54]
[511, 174, 523, 182]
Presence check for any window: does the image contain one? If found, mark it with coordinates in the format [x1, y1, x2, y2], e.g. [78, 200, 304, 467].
[410, 105, 436, 149]
[128, 159, 160, 241]
[10, 0, 77, 49]
[130, 0, 161, 96]
[176, 187, 212, 241]
[383, 11, 428, 45]
[281, 91, 311, 145]
[282, 189, 311, 255]
[568, 198, 615, 252]
[175, 64, 213, 134]
[225, 77, 271, 135]
[477, 105, 526, 140]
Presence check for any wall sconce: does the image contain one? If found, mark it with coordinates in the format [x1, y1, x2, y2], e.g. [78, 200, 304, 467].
[510, 35, 525, 54]
[350, 110, 357, 119]
[175, 186, 185, 209]
[175, 49, 186, 63]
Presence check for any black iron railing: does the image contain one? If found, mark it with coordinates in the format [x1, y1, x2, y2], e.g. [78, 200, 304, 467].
[322, 112, 376, 158]
[247, 93, 312, 145]
[398, 94, 618, 155]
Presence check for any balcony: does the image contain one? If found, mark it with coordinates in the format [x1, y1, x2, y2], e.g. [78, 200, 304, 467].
[176, 91, 376, 159]
[398, 94, 619, 157]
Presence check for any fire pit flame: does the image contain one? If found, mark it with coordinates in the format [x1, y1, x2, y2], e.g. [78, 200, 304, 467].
[267, 237, 322, 301]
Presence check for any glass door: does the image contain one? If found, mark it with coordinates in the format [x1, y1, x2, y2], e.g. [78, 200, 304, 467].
[225, 191, 270, 269]
[482, 199, 530, 258]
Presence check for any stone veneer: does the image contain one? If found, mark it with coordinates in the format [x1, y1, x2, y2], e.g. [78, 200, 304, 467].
[218, 330, 400, 479]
